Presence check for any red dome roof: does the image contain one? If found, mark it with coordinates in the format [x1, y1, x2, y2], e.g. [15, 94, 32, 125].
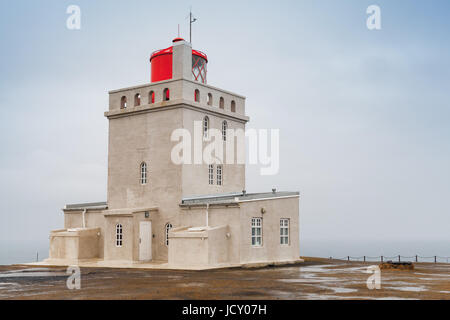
[149, 40, 208, 83]
[150, 45, 207, 63]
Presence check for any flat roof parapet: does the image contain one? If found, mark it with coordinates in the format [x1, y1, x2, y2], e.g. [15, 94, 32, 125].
[180, 191, 299, 206]
[64, 202, 108, 210]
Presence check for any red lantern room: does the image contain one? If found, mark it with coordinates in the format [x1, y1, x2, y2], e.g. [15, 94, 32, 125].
[150, 38, 208, 84]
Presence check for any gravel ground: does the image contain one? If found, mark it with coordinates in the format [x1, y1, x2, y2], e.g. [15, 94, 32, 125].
[0, 258, 449, 300]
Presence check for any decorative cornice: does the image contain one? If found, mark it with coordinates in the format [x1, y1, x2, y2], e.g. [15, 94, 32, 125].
[105, 99, 249, 123]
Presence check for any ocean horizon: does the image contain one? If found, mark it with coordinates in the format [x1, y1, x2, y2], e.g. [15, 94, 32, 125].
[1, 238, 448, 266]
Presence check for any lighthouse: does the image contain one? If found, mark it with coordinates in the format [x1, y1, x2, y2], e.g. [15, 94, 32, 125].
[46, 37, 301, 269]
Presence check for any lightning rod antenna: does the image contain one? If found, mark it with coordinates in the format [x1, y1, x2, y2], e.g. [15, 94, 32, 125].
[189, 7, 197, 44]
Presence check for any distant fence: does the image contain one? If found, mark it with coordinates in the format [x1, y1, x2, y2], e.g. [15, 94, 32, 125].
[329, 255, 450, 263]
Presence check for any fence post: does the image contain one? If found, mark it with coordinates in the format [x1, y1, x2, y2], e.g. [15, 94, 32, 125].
[415, 255, 418, 263]
[381, 256, 383, 262]
[435, 256, 437, 263]
[347, 256, 350, 262]
[364, 256, 366, 262]
[398, 255, 401, 262]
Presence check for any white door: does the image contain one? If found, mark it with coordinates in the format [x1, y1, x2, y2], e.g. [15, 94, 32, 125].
[139, 221, 152, 261]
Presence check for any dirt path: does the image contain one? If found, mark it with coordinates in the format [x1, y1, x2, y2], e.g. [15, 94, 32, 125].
[0, 259, 449, 300]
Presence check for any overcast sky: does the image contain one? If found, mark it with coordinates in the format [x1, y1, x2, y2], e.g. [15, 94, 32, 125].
[0, 0, 449, 263]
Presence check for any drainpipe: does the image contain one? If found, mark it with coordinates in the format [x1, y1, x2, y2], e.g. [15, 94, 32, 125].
[82, 209, 87, 229]
[206, 203, 209, 227]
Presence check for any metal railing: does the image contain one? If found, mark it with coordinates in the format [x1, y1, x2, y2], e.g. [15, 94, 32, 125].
[328, 255, 450, 263]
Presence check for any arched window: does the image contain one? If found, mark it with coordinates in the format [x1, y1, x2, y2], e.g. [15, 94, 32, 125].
[116, 224, 123, 247]
[207, 93, 213, 106]
[120, 96, 127, 109]
[194, 89, 200, 102]
[217, 165, 223, 186]
[134, 93, 141, 107]
[140, 162, 147, 185]
[222, 121, 228, 141]
[208, 164, 214, 185]
[231, 100, 236, 113]
[219, 97, 224, 109]
[149, 91, 155, 104]
[203, 116, 209, 138]
[165, 223, 173, 246]
[163, 88, 170, 101]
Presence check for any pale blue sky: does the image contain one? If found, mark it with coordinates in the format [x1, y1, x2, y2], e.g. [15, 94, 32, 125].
[0, 0, 449, 263]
